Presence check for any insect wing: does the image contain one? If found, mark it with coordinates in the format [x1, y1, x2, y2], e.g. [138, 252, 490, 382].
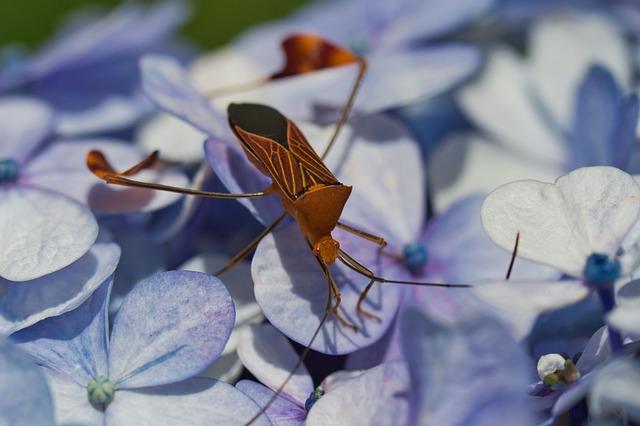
[286, 121, 339, 185]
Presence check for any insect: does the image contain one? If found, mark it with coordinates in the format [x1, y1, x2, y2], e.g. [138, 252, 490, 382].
[87, 33, 475, 423]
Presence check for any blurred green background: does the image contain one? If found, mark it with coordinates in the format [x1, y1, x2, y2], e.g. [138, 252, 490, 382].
[0, 0, 307, 49]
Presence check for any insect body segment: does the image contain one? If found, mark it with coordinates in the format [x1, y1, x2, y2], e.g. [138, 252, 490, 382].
[229, 102, 351, 265]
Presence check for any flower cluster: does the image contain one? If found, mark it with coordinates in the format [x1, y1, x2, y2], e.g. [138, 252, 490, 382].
[2, 0, 640, 425]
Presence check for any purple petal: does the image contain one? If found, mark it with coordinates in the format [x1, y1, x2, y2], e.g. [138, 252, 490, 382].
[140, 54, 227, 136]
[1, 242, 120, 335]
[236, 380, 306, 426]
[423, 195, 561, 283]
[253, 222, 402, 355]
[43, 369, 105, 425]
[0, 187, 98, 281]
[106, 377, 271, 426]
[400, 304, 536, 426]
[552, 371, 595, 417]
[11, 276, 112, 386]
[108, 271, 235, 388]
[0, 97, 52, 163]
[306, 362, 409, 426]
[0, 339, 54, 426]
[576, 326, 611, 373]
[237, 324, 313, 405]
[25, 139, 189, 214]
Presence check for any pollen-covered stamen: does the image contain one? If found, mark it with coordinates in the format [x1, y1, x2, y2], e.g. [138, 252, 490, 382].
[403, 241, 428, 275]
[537, 354, 580, 388]
[0, 158, 19, 183]
[304, 386, 325, 412]
[86, 376, 115, 410]
[583, 253, 621, 288]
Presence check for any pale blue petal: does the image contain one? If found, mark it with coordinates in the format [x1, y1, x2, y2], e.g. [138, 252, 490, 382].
[44, 369, 104, 425]
[106, 377, 271, 426]
[109, 271, 235, 388]
[401, 304, 536, 426]
[0, 96, 52, 163]
[0, 242, 120, 335]
[12, 277, 112, 386]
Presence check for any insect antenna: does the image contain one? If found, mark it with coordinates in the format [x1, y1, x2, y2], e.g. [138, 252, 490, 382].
[87, 150, 269, 199]
[505, 231, 520, 280]
[337, 249, 471, 289]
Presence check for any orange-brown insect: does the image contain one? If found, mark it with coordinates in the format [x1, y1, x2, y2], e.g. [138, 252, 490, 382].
[87, 33, 472, 424]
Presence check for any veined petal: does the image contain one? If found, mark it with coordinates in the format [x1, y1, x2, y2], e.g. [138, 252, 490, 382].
[109, 271, 235, 388]
[481, 167, 640, 276]
[11, 278, 112, 386]
[0, 187, 98, 281]
[44, 369, 103, 426]
[1, 242, 120, 335]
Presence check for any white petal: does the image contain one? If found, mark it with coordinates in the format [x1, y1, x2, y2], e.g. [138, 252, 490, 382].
[457, 47, 567, 166]
[44, 369, 103, 426]
[0, 187, 98, 281]
[137, 113, 206, 163]
[607, 304, 640, 336]
[237, 324, 313, 405]
[473, 280, 590, 338]
[429, 135, 562, 213]
[306, 362, 409, 426]
[481, 167, 640, 276]
[529, 13, 631, 129]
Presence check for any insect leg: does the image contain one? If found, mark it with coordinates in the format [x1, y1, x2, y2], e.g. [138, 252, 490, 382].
[215, 212, 288, 276]
[312, 254, 358, 332]
[336, 221, 387, 248]
[337, 249, 382, 322]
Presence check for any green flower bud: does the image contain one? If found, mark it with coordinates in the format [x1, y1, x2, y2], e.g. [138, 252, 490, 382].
[87, 376, 115, 409]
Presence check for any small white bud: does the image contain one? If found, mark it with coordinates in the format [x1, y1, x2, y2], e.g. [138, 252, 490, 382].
[537, 354, 566, 381]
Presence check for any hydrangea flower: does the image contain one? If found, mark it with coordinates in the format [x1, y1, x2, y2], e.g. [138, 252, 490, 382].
[0, 1, 191, 136]
[0, 96, 98, 280]
[235, 323, 409, 426]
[474, 166, 640, 341]
[0, 338, 54, 425]
[11, 271, 270, 425]
[431, 11, 637, 211]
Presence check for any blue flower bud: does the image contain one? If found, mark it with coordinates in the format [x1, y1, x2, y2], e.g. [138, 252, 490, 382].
[304, 387, 325, 412]
[583, 253, 620, 288]
[403, 241, 428, 275]
[86, 376, 115, 409]
[0, 159, 19, 183]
